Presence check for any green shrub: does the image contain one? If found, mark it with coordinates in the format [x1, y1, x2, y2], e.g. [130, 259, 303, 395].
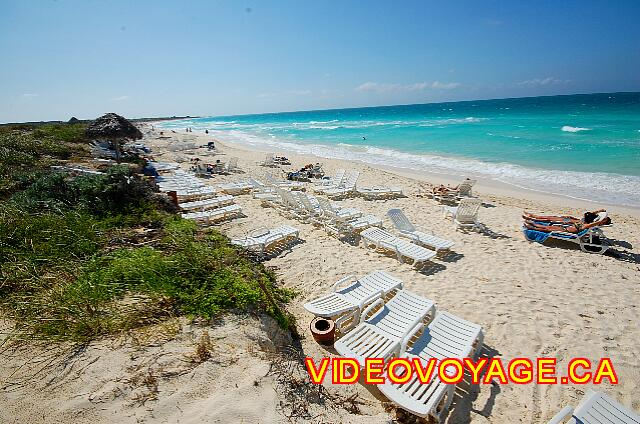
[11, 166, 166, 222]
[3, 222, 294, 342]
[0, 124, 89, 197]
[32, 123, 87, 144]
[0, 123, 295, 343]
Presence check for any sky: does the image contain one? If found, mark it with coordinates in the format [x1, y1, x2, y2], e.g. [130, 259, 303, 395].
[1, 0, 639, 123]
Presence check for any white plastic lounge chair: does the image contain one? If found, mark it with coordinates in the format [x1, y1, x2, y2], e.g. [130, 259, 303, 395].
[224, 157, 239, 173]
[277, 190, 310, 222]
[360, 227, 437, 267]
[387, 209, 454, 252]
[443, 198, 482, 230]
[343, 214, 383, 233]
[261, 154, 277, 167]
[548, 390, 640, 424]
[174, 186, 218, 201]
[326, 214, 384, 237]
[456, 180, 476, 199]
[303, 271, 403, 331]
[156, 172, 205, 187]
[157, 176, 204, 187]
[433, 179, 476, 203]
[323, 171, 360, 199]
[150, 161, 180, 172]
[248, 178, 275, 194]
[179, 195, 234, 211]
[356, 186, 404, 200]
[159, 185, 205, 193]
[181, 204, 242, 224]
[334, 290, 435, 364]
[316, 197, 362, 222]
[249, 179, 280, 203]
[231, 225, 299, 256]
[523, 225, 612, 254]
[217, 180, 253, 195]
[379, 311, 483, 423]
[158, 182, 203, 191]
[295, 193, 324, 222]
[314, 169, 346, 189]
[265, 174, 305, 190]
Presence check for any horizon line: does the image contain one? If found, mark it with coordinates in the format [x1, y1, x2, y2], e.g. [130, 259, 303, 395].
[198, 90, 640, 121]
[2, 90, 638, 125]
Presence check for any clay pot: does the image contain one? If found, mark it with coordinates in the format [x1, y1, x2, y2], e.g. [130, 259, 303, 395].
[310, 317, 335, 346]
[166, 190, 179, 206]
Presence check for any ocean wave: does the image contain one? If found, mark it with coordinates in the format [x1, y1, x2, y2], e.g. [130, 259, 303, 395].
[159, 116, 488, 132]
[308, 120, 339, 124]
[562, 125, 591, 132]
[207, 129, 640, 208]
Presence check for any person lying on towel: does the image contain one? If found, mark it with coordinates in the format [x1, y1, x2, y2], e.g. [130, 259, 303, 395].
[524, 216, 611, 233]
[522, 209, 606, 224]
[432, 178, 473, 195]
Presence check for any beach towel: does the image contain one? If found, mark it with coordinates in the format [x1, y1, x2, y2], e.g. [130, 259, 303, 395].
[523, 228, 550, 243]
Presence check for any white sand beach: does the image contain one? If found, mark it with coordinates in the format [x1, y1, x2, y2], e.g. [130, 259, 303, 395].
[2, 126, 639, 424]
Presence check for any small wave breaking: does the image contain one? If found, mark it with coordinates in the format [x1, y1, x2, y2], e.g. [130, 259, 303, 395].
[562, 125, 591, 132]
[191, 128, 640, 208]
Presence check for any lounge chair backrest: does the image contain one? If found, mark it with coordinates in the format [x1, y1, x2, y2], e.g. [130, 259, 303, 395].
[296, 192, 315, 212]
[547, 390, 640, 424]
[334, 169, 346, 184]
[595, 211, 608, 222]
[457, 180, 476, 197]
[248, 178, 264, 188]
[316, 197, 336, 214]
[282, 190, 300, 209]
[408, 311, 482, 358]
[387, 209, 416, 233]
[228, 157, 238, 169]
[457, 198, 481, 219]
[344, 171, 360, 188]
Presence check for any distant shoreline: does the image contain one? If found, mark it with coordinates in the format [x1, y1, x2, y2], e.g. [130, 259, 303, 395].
[0, 115, 199, 127]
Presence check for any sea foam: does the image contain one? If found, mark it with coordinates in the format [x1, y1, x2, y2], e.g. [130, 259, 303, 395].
[204, 128, 640, 208]
[561, 125, 591, 132]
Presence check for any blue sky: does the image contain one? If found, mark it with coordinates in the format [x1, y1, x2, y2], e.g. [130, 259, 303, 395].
[1, 0, 639, 122]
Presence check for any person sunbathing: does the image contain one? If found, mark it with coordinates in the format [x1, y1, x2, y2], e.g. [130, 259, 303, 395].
[432, 178, 473, 195]
[523, 209, 606, 224]
[524, 216, 611, 233]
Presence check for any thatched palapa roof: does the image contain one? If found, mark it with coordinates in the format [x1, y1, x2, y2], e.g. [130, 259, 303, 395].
[85, 113, 142, 140]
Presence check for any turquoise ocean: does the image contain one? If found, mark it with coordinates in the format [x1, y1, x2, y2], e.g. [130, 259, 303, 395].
[159, 92, 640, 207]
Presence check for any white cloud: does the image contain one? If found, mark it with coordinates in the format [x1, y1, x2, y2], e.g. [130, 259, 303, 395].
[516, 77, 564, 87]
[406, 82, 429, 91]
[22, 93, 38, 98]
[110, 95, 130, 101]
[355, 81, 461, 93]
[430, 81, 461, 89]
[355, 82, 399, 93]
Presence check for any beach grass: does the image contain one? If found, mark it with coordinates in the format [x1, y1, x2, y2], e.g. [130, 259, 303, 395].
[0, 123, 295, 343]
